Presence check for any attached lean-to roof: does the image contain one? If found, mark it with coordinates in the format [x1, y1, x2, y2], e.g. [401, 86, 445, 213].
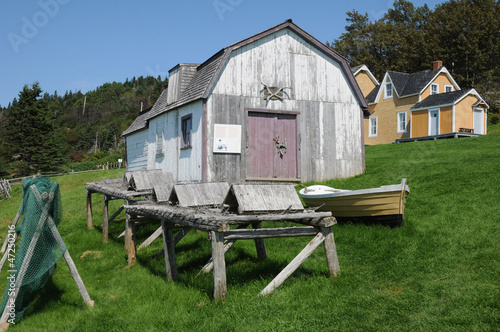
[122, 87, 170, 136]
[410, 88, 473, 110]
[122, 107, 153, 137]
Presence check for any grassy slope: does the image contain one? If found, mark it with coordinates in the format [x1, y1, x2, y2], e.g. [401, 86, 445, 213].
[0, 125, 499, 331]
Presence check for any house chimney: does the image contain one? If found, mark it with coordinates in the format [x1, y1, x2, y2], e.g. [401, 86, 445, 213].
[433, 60, 443, 70]
[166, 63, 198, 105]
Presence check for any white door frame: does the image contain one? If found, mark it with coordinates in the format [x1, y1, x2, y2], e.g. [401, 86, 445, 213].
[473, 108, 484, 135]
[428, 109, 440, 136]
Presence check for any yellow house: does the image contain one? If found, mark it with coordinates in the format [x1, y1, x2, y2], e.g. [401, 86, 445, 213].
[356, 61, 489, 145]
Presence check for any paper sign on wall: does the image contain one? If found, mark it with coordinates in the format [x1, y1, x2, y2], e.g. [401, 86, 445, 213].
[213, 124, 241, 154]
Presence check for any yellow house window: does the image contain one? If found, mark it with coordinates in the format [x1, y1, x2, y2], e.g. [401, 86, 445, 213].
[385, 82, 393, 98]
[397, 111, 407, 133]
[369, 116, 378, 137]
[431, 83, 439, 95]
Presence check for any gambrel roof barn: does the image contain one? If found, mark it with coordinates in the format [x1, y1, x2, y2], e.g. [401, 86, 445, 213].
[123, 19, 369, 183]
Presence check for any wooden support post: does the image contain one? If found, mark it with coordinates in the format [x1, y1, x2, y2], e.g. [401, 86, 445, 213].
[321, 226, 340, 278]
[124, 200, 136, 265]
[259, 231, 326, 297]
[153, 227, 191, 260]
[211, 231, 227, 301]
[108, 206, 124, 223]
[252, 223, 267, 261]
[161, 220, 178, 281]
[86, 190, 93, 229]
[138, 226, 163, 251]
[102, 195, 109, 243]
[198, 224, 250, 275]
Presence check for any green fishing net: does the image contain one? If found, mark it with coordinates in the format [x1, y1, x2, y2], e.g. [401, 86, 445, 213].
[0, 177, 66, 321]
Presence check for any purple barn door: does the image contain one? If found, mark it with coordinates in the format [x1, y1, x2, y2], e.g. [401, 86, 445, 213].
[247, 111, 298, 180]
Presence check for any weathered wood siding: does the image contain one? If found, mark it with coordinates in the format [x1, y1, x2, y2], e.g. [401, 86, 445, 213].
[205, 29, 364, 183]
[126, 130, 148, 171]
[147, 100, 203, 182]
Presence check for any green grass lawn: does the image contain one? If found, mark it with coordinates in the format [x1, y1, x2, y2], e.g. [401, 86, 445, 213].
[1, 125, 499, 331]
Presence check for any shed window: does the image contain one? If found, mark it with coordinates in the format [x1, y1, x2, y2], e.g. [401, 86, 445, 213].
[397, 111, 407, 133]
[181, 114, 192, 149]
[369, 116, 378, 137]
[431, 83, 439, 95]
[156, 125, 163, 155]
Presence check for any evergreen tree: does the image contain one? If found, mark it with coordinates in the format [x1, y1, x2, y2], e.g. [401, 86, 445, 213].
[4, 82, 63, 176]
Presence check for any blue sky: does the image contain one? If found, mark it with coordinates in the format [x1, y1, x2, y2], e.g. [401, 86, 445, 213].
[0, 0, 446, 107]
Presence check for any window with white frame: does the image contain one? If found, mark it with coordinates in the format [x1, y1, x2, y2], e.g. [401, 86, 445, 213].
[445, 85, 454, 93]
[369, 116, 378, 137]
[397, 111, 407, 133]
[385, 82, 393, 98]
[431, 83, 439, 95]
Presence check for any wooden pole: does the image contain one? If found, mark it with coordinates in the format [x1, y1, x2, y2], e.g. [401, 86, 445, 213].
[102, 195, 109, 243]
[86, 190, 93, 229]
[252, 223, 267, 261]
[259, 231, 326, 297]
[198, 224, 250, 275]
[161, 220, 178, 281]
[211, 231, 227, 301]
[138, 226, 163, 251]
[124, 200, 136, 265]
[321, 226, 340, 278]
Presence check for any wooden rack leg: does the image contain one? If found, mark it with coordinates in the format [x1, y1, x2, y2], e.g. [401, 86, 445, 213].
[320, 226, 339, 278]
[252, 223, 267, 261]
[161, 220, 178, 281]
[124, 201, 136, 265]
[259, 231, 326, 297]
[153, 227, 191, 260]
[102, 195, 109, 243]
[138, 226, 163, 251]
[211, 231, 227, 301]
[198, 224, 250, 275]
[86, 190, 93, 229]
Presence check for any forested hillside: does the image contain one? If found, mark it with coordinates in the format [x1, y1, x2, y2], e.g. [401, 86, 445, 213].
[0, 75, 167, 176]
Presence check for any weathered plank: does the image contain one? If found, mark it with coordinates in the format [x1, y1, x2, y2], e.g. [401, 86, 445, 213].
[86, 190, 93, 228]
[259, 231, 326, 296]
[161, 220, 178, 281]
[138, 226, 163, 251]
[252, 223, 268, 261]
[321, 226, 339, 278]
[129, 169, 167, 192]
[125, 205, 229, 232]
[211, 231, 227, 301]
[223, 227, 318, 240]
[102, 195, 109, 243]
[225, 183, 304, 214]
[170, 182, 230, 207]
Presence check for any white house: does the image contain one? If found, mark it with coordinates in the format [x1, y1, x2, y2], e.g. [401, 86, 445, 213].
[122, 19, 369, 183]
